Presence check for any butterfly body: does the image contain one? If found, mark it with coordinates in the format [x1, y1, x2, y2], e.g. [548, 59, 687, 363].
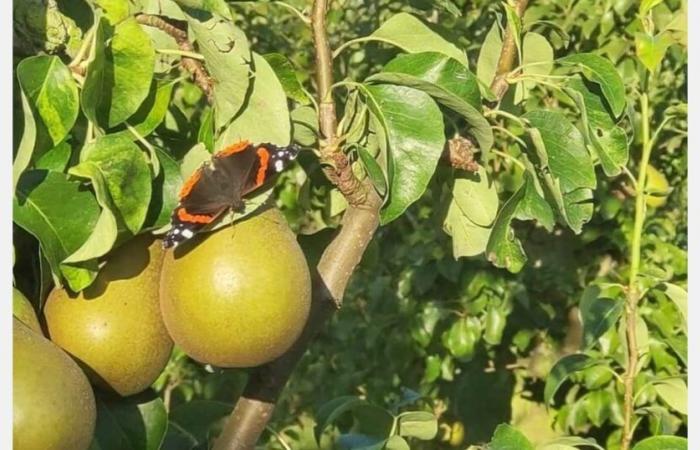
[163, 141, 299, 248]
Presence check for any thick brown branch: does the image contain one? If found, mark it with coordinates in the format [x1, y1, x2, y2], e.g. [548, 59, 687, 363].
[489, 0, 529, 101]
[135, 14, 214, 102]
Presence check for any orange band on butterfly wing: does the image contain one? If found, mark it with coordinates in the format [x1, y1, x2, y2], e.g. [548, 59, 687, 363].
[178, 168, 203, 200]
[177, 208, 216, 224]
[215, 140, 251, 158]
[255, 147, 270, 187]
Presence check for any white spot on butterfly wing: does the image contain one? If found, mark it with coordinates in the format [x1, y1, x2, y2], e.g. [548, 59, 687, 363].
[182, 229, 194, 238]
[274, 159, 285, 172]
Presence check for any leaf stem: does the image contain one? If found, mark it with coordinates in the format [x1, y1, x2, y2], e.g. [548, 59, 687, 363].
[155, 48, 206, 60]
[621, 91, 653, 450]
[491, 149, 526, 170]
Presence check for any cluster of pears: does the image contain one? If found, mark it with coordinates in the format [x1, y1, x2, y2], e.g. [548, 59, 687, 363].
[13, 207, 312, 449]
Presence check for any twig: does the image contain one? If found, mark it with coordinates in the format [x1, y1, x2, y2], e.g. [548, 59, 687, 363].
[489, 0, 530, 101]
[210, 0, 383, 448]
[621, 92, 653, 450]
[135, 14, 214, 102]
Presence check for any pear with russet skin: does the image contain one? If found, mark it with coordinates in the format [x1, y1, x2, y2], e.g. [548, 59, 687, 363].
[13, 318, 96, 450]
[44, 235, 173, 397]
[159, 207, 312, 368]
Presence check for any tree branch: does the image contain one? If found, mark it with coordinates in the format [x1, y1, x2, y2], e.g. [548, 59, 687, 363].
[489, 0, 529, 101]
[135, 14, 214, 102]
[210, 0, 382, 448]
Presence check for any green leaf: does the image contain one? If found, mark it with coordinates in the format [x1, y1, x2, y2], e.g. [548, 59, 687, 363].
[143, 148, 183, 231]
[82, 17, 156, 128]
[486, 184, 527, 273]
[89, 393, 167, 450]
[452, 167, 498, 227]
[16, 55, 79, 147]
[515, 33, 554, 104]
[168, 400, 233, 445]
[539, 436, 604, 450]
[366, 13, 467, 65]
[523, 110, 596, 233]
[368, 52, 493, 154]
[489, 424, 535, 450]
[35, 142, 72, 172]
[357, 146, 387, 197]
[565, 77, 628, 176]
[93, 0, 130, 24]
[384, 435, 410, 450]
[515, 172, 554, 231]
[217, 53, 291, 146]
[558, 53, 626, 117]
[579, 284, 624, 349]
[653, 378, 688, 415]
[64, 161, 120, 263]
[263, 53, 309, 105]
[13, 91, 37, 190]
[80, 134, 153, 234]
[658, 282, 687, 332]
[363, 84, 445, 224]
[523, 110, 596, 192]
[640, 0, 665, 17]
[442, 317, 480, 360]
[14, 170, 100, 291]
[121, 80, 175, 138]
[443, 197, 491, 258]
[636, 32, 674, 72]
[476, 22, 502, 90]
[314, 396, 369, 444]
[632, 436, 687, 450]
[291, 105, 318, 147]
[172, 0, 232, 18]
[397, 411, 437, 440]
[544, 354, 595, 405]
[182, 7, 251, 129]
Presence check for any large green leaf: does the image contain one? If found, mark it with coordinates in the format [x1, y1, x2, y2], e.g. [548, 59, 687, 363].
[167, 400, 233, 447]
[120, 80, 175, 139]
[363, 84, 445, 224]
[263, 53, 309, 105]
[565, 77, 628, 176]
[489, 424, 535, 450]
[366, 13, 467, 65]
[476, 22, 502, 89]
[80, 135, 153, 234]
[486, 184, 527, 273]
[558, 53, 625, 117]
[632, 436, 687, 450]
[16, 55, 79, 147]
[579, 284, 624, 349]
[143, 148, 183, 231]
[653, 378, 688, 415]
[89, 393, 167, 450]
[217, 52, 291, 146]
[35, 142, 72, 172]
[443, 200, 491, 258]
[524, 110, 596, 233]
[368, 52, 493, 154]
[658, 282, 688, 332]
[514, 172, 554, 231]
[182, 6, 251, 129]
[451, 167, 498, 227]
[514, 32, 554, 104]
[64, 162, 120, 263]
[396, 411, 437, 440]
[13, 91, 37, 190]
[82, 17, 156, 128]
[544, 354, 596, 406]
[13, 170, 100, 291]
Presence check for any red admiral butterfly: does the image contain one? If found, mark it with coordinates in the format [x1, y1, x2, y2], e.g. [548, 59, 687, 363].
[163, 140, 299, 248]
